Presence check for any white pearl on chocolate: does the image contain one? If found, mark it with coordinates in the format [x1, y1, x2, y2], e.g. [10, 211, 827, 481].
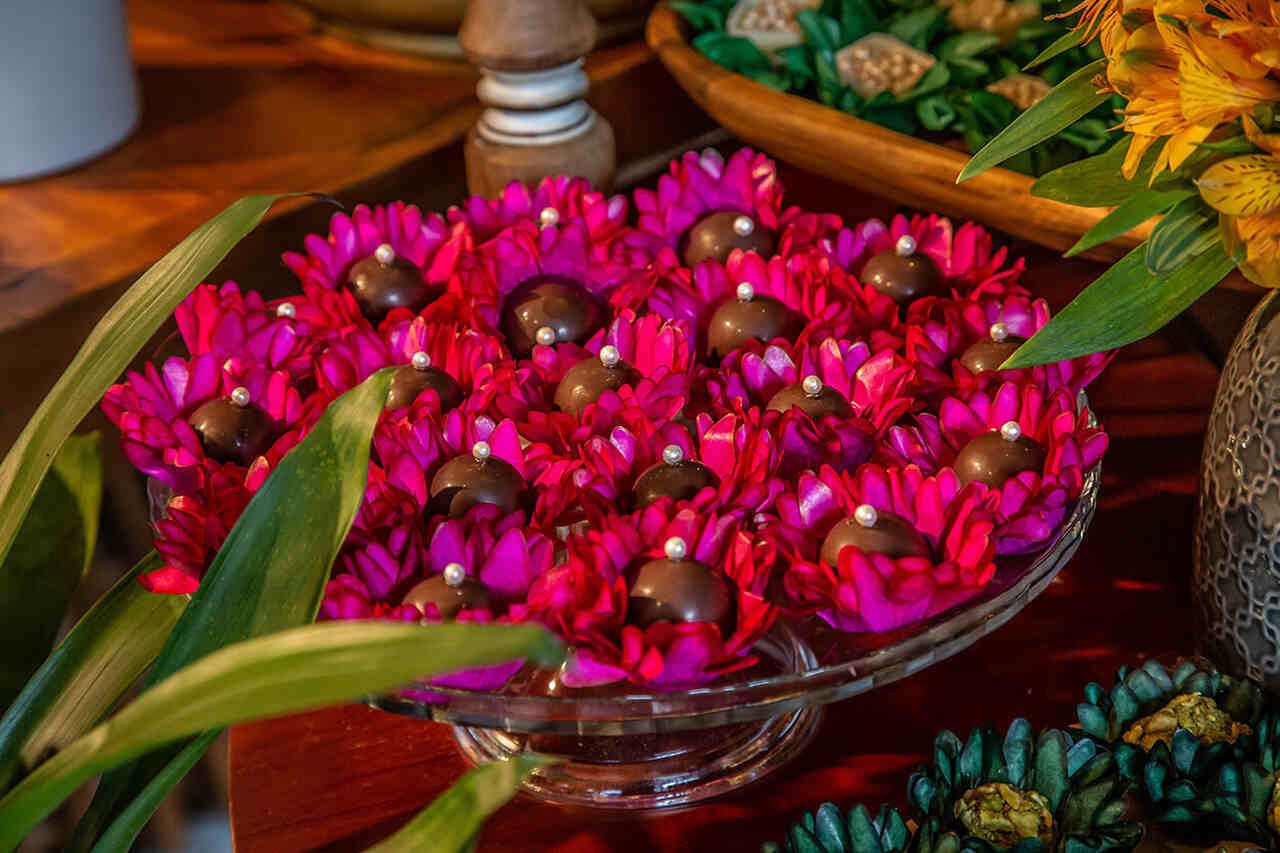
[230, 386, 251, 407]
[732, 215, 755, 237]
[535, 325, 557, 347]
[443, 562, 466, 587]
[276, 302, 296, 319]
[802, 375, 823, 397]
[662, 444, 684, 465]
[539, 207, 559, 228]
[374, 243, 396, 265]
[1000, 421, 1022, 442]
[854, 503, 878, 527]
[411, 351, 431, 370]
[895, 234, 917, 257]
[989, 322, 1009, 343]
[599, 345, 621, 368]
[472, 440, 492, 461]
[664, 536, 688, 561]
[736, 282, 755, 302]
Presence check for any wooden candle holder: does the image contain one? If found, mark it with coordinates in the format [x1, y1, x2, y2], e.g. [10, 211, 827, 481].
[460, 0, 617, 197]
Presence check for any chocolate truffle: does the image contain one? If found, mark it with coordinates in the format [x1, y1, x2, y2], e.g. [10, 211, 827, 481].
[627, 537, 734, 636]
[500, 276, 604, 357]
[187, 386, 276, 467]
[633, 445, 720, 509]
[960, 323, 1027, 375]
[860, 234, 945, 306]
[707, 282, 803, 359]
[428, 440, 525, 517]
[682, 211, 777, 268]
[954, 421, 1046, 488]
[766, 375, 852, 419]
[553, 345, 642, 417]
[403, 562, 492, 620]
[820, 504, 932, 566]
[346, 243, 436, 322]
[386, 351, 463, 411]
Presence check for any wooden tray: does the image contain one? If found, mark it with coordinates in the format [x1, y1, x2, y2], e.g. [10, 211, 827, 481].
[645, 3, 1145, 263]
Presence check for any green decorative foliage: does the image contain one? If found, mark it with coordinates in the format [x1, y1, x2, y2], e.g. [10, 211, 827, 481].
[0, 195, 294, 574]
[672, 0, 1118, 175]
[1023, 30, 1083, 70]
[1064, 187, 1196, 257]
[1000, 241, 1237, 368]
[366, 755, 555, 853]
[957, 59, 1109, 181]
[1030, 139, 1167, 207]
[762, 802, 912, 853]
[0, 621, 564, 849]
[0, 434, 103, 708]
[0, 553, 186, 794]
[1144, 197, 1222, 274]
[69, 368, 396, 852]
[907, 721, 1141, 853]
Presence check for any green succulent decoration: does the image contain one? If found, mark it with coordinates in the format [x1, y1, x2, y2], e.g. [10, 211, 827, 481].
[670, 0, 1121, 175]
[906, 720, 1141, 853]
[761, 801, 913, 853]
[1075, 660, 1274, 846]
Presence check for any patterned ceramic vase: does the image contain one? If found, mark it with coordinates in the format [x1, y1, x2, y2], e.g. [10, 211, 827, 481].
[1195, 290, 1280, 693]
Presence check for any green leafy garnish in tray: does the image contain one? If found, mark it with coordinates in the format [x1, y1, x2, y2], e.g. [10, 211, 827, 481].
[670, 0, 1124, 176]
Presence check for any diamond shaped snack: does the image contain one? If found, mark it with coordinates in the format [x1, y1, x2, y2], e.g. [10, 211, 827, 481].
[726, 0, 822, 51]
[835, 34, 936, 100]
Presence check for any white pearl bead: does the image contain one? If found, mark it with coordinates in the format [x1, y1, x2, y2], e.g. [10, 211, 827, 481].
[736, 282, 755, 302]
[599, 345, 621, 368]
[989, 322, 1009, 342]
[802, 375, 823, 397]
[374, 243, 396, 265]
[472, 440, 492, 461]
[230, 386, 251, 407]
[895, 234, 917, 257]
[443, 562, 466, 587]
[662, 444, 684, 465]
[411, 351, 431, 370]
[664, 536, 688, 561]
[539, 207, 560, 228]
[732, 215, 755, 237]
[535, 325, 557, 347]
[854, 504, 878, 527]
[1000, 421, 1022, 442]
[276, 302, 296, 319]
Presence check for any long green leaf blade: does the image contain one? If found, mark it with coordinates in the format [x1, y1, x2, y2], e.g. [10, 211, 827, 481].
[1023, 29, 1082, 70]
[0, 621, 563, 849]
[958, 59, 1108, 182]
[0, 435, 104, 708]
[1063, 188, 1195, 257]
[0, 553, 186, 794]
[70, 367, 395, 850]
[1145, 196, 1220, 274]
[0, 196, 292, 573]
[1031, 139, 1165, 206]
[367, 755, 554, 853]
[1002, 241, 1236, 367]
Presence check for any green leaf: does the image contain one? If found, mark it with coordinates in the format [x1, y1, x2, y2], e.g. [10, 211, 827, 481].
[1145, 196, 1221, 274]
[1002, 241, 1236, 367]
[901, 62, 950, 100]
[958, 59, 1108, 182]
[0, 621, 564, 849]
[1024, 29, 1082, 70]
[1064, 187, 1195, 257]
[1195, 134, 1257, 154]
[887, 6, 945, 48]
[693, 33, 772, 70]
[1031, 137, 1166, 206]
[836, 0, 878, 44]
[0, 195, 292, 574]
[366, 755, 554, 853]
[670, 0, 724, 31]
[69, 367, 395, 851]
[917, 95, 958, 131]
[796, 9, 841, 52]
[0, 553, 186, 794]
[0, 434, 103, 708]
[938, 32, 1001, 60]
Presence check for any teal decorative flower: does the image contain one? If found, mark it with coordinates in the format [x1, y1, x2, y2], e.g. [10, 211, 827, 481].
[907, 720, 1141, 853]
[761, 802, 913, 853]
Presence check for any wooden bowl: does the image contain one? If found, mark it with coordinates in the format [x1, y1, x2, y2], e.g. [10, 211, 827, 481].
[645, 3, 1146, 263]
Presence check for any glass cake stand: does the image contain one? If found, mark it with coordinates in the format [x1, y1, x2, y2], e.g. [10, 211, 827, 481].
[369, 455, 1102, 809]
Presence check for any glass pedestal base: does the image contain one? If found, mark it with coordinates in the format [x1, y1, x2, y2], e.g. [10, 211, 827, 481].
[451, 704, 823, 809]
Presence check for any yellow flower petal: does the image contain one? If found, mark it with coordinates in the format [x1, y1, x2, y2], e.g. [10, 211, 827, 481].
[1188, 23, 1272, 77]
[1163, 122, 1217, 171]
[1198, 154, 1280, 215]
[1179, 51, 1280, 124]
[1244, 114, 1280, 155]
[1123, 133, 1160, 179]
